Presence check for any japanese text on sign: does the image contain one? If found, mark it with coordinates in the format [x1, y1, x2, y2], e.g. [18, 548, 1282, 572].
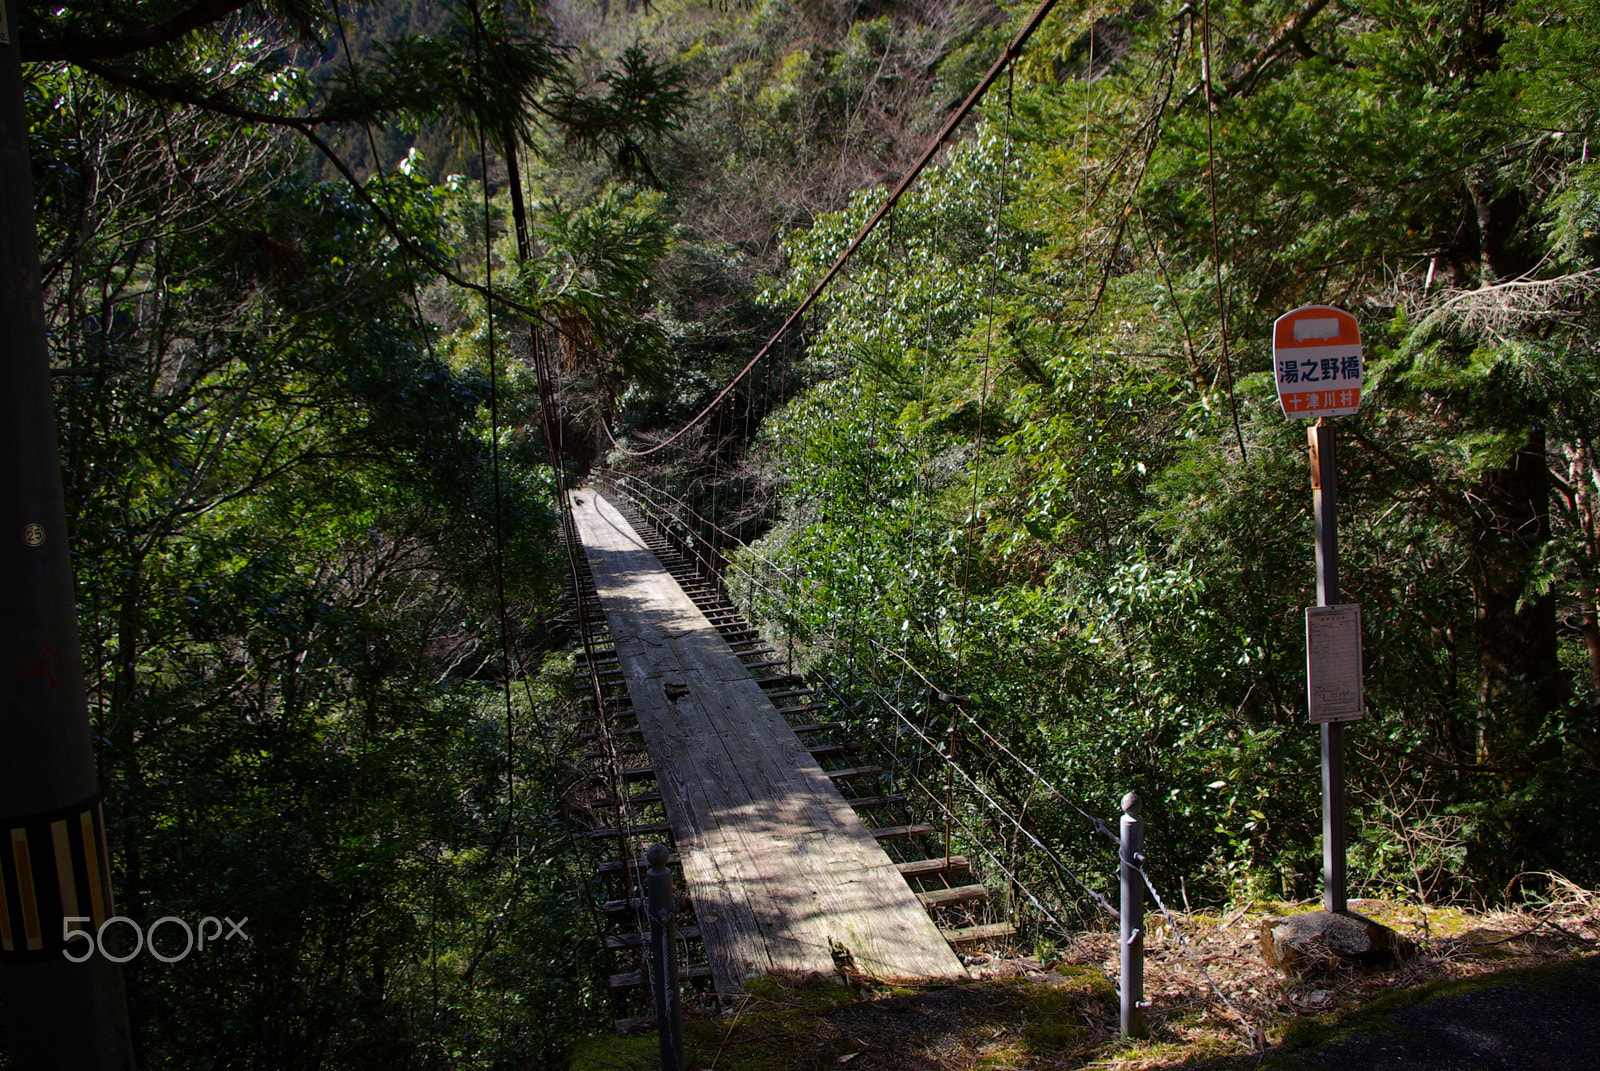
[1273, 305, 1363, 419]
[1305, 604, 1364, 723]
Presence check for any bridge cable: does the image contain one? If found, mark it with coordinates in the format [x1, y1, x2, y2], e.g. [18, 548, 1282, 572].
[597, 0, 1065, 458]
[464, 0, 522, 865]
[1199, 0, 1248, 461]
[466, 0, 656, 968]
[822, 672, 1120, 922]
[328, 6, 467, 1053]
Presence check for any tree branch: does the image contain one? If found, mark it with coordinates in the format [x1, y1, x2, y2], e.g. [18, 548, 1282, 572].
[74, 59, 597, 351]
[21, 1, 256, 64]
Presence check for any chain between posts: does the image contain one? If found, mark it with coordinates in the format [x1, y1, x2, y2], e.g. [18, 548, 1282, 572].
[1131, 858, 1264, 1047]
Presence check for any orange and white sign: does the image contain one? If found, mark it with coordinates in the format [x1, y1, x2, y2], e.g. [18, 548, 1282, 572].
[1272, 305, 1362, 419]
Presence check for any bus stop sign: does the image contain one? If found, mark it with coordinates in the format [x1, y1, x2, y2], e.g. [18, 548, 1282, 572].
[1273, 305, 1362, 419]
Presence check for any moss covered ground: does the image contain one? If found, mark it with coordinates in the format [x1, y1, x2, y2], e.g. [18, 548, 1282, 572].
[568, 881, 1600, 1070]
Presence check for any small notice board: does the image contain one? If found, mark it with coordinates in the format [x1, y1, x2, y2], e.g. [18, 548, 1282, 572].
[1305, 604, 1363, 723]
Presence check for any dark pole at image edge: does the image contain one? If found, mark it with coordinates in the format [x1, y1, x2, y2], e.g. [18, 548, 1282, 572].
[0, 0, 137, 1064]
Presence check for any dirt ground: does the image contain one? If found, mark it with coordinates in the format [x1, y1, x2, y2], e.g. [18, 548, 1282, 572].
[568, 876, 1600, 1071]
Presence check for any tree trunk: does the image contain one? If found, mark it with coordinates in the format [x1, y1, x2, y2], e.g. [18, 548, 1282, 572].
[1473, 427, 1565, 768]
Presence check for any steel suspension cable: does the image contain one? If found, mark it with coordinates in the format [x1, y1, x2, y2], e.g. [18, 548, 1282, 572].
[464, 4, 520, 854]
[1199, 0, 1248, 461]
[868, 636, 1120, 845]
[902, 771, 1119, 987]
[827, 672, 1120, 920]
[598, 0, 1065, 458]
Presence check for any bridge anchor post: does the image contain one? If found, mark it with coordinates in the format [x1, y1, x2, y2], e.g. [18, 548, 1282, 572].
[646, 843, 684, 1071]
[1119, 792, 1147, 1038]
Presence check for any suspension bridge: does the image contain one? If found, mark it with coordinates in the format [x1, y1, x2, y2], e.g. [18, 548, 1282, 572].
[553, 0, 1132, 996]
[565, 475, 1245, 1042]
[522, 0, 1232, 1032]
[570, 488, 973, 993]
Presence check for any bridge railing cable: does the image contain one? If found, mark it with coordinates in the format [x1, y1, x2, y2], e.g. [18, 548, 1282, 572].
[867, 637, 1122, 846]
[604, 472, 1270, 1042]
[810, 669, 1120, 922]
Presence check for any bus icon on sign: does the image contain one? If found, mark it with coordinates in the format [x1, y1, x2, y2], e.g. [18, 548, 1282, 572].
[1273, 305, 1362, 419]
[1292, 317, 1342, 342]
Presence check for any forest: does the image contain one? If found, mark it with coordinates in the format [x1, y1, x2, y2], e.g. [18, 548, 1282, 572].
[2, 0, 1599, 1067]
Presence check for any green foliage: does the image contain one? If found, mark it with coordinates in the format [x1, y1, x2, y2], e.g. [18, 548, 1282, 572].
[736, 0, 1600, 920]
[19, 54, 606, 1068]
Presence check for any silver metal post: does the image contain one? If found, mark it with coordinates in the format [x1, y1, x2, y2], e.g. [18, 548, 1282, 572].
[645, 843, 683, 1071]
[1309, 421, 1347, 914]
[1119, 792, 1146, 1038]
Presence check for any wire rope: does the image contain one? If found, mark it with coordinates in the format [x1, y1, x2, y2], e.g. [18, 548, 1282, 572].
[810, 668, 1118, 920]
[868, 637, 1120, 845]
[1130, 853, 1264, 1044]
[465, 0, 520, 857]
[597, 0, 1066, 458]
[904, 772, 1119, 989]
[1199, 0, 1248, 460]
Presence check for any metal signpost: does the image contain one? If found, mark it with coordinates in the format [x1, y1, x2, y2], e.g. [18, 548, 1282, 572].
[1273, 306, 1365, 915]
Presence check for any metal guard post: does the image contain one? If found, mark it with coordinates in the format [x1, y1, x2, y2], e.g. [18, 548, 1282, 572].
[1119, 792, 1146, 1038]
[645, 843, 684, 1071]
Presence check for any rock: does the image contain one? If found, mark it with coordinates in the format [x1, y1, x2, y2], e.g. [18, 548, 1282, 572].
[1259, 909, 1411, 974]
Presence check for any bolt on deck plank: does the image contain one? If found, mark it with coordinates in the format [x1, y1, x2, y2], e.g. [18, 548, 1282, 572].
[570, 488, 969, 996]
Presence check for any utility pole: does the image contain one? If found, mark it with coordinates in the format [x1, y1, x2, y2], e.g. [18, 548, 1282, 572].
[1, 0, 137, 1063]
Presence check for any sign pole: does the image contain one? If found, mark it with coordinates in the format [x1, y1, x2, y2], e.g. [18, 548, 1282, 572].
[1274, 304, 1362, 919]
[1309, 420, 1346, 914]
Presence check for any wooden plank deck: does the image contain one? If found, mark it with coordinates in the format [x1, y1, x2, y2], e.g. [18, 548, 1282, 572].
[570, 489, 969, 995]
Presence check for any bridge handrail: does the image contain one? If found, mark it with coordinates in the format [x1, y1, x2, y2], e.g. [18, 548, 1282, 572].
[595, 473, 1258, 1040]
[605, 472, 797, 582]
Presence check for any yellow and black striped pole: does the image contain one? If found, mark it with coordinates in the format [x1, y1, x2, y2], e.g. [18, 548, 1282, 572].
[1, 0, 135, 1063]
[1, 795, 116, 960]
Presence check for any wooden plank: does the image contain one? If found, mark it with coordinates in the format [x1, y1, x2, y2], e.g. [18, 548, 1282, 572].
[590, 792, 665, 809]
[578, 822, 674, 840]
[869, 824, 936, 840]
[918, 884, 990, 908]
[942, 922, 1017, 945]
[583, 746, 649, 760]
[898, 856, 970, 878]
[606, 926, 702, 950]
[844, 794, 908, 809]
[605, 896, 696, 917]
[570, 489, 968, 996]
[825, 765, 884, 781]
[597, 852, 680, 875]
[610, 965, 713, 990]
[589, 766, 658, 784]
